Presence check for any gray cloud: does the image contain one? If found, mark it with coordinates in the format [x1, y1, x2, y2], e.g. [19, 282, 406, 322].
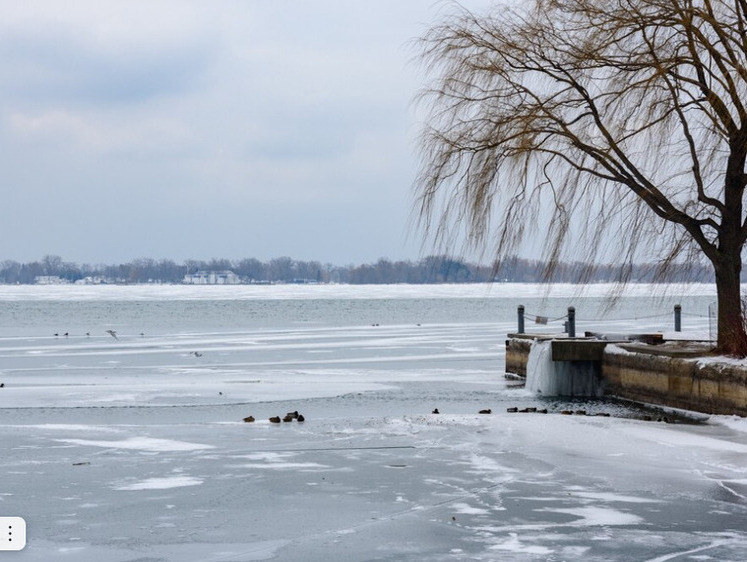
[0, 26, 214, 109]
[0, 0, 493, 265]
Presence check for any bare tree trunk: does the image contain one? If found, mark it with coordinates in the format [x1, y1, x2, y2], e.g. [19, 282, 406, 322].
[714, 255, 747, 356]
[714, 149, 747, 356]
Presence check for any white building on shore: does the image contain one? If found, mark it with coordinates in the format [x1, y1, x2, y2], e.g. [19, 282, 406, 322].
[34, 275, 70, 285]
[183, 270, 241, 285]
[74, 276, 111, 285]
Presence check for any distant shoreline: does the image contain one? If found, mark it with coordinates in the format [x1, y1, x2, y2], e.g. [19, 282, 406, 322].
[0, 255, 717, 285]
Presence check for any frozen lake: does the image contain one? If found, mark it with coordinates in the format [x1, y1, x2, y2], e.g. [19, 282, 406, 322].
[1, 283, 746, 561]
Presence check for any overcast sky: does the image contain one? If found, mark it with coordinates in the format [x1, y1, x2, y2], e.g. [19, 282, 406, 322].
[0, 1, 495, 266]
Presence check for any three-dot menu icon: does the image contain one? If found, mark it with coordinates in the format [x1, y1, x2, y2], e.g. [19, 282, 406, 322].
[0, 517, 26, 551]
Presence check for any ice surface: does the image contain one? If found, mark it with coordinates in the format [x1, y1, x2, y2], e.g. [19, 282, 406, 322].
[114, 476, 204, 491]
[0, 281, 717, 302]
[56, 437, 215, 452]
[538, 506, 644, 526]
[488, 532, 554, 555]
[1, 284, 746, 561]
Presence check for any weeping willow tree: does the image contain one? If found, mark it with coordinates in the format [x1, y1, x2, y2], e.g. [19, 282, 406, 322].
[414, 0, 747, 355]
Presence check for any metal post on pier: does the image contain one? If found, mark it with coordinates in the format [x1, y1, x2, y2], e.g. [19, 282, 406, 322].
[674, 304, 682, 332]
[567, 306, 576, 338]
[517, 305, 525, 334]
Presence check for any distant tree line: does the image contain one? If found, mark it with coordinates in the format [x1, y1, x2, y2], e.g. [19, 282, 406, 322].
[0, 254, 716, 285]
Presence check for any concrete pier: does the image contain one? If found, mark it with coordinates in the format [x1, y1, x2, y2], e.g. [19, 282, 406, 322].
[506, 335, 747, 416]
[604, 343, 747, 416]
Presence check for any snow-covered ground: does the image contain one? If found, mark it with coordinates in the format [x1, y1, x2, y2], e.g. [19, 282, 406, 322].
[1, 284, 746, 561]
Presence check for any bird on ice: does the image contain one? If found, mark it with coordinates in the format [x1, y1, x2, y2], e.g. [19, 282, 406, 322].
[105, 330, 118, 340]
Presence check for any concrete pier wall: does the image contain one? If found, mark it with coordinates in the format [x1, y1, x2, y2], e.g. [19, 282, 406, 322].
[506, 337, 747, 416]
[603, 346, 747, 416]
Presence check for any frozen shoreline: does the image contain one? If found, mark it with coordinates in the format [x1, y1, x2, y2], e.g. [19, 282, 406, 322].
[2, 288, 746, 560]
[4, 394, 747, 561]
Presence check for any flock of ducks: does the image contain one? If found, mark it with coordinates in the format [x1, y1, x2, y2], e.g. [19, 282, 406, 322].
[239, 407, 617, 423]
[431, 406, 613, 417]
[243, 410, 305, 424]
[435, 406, 674, 422]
